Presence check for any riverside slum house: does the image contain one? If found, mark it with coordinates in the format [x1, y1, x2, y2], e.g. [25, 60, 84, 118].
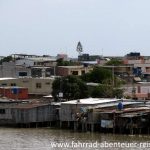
[59, 98, 123, 131]
[0, 90, 60, 127]
[59, 97, 150, 134]
[87, 100, 150, 134]
[95, 101, 150, 134]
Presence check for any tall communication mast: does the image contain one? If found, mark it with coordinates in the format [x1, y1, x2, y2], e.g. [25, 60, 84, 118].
[76, 41, 83, 55]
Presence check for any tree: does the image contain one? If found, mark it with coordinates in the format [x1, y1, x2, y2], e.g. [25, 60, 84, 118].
[56, 58, 78, 66]
[105, 59, 123, 66]
[81, 66, 112, 84]
[52, 75, 88, 101]
[112, 88, 124, 98]
[90, 85, 124, 98]
[0, 56, 13, 64]
[90, 85, 113, 98]
[81, 66, 124, 98]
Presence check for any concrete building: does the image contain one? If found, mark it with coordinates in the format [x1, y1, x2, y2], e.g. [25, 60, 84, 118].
[31, 67, 54, 77]
[123, 52, 150, 77]
[102, 65, 133, 77]
[14, 55, 57, 77]
[15, 56, 57, 67]
[123, 82, 150, 99]
[57, 54, 68, 61]
[56, 65, 93, 76]
[0, 62, 31, 78]
[78, 54, 103, 61]
[0, 77, 55, 96]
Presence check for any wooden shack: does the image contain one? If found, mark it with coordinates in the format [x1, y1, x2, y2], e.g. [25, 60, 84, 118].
[0, 99, 60, 127]
[59, 98, 121, 131]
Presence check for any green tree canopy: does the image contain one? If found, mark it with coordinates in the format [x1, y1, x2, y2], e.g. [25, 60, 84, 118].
[52, 75, 88, 101]
[56, 58, 79, 66]
[105, 59, 123, 66]
[0, 56, 13, 64]
[81, 67, 112, 84]
[90, 85, 124, 98]
[90, 85, 113, 98]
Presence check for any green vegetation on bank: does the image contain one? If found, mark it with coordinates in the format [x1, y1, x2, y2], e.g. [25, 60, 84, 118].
[52, 66, 124, 101]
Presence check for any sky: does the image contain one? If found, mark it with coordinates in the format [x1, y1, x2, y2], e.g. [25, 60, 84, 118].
[0, 0, 150, 57]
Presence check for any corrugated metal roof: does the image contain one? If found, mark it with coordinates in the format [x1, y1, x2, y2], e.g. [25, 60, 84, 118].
[0, 78, 17, 81]
[120, 112, 149, 118]
[134, 77, 141, 82]
[61, 98, 121, 105]
[0, 101, 52, 109]
[43, 95, 53, 98]
[93, 101, 144, 109]
[81, 61, 98, 64]
[58, 65, 84, 69]
[99, 107, 150, 114]
[26, 57, 56, 62]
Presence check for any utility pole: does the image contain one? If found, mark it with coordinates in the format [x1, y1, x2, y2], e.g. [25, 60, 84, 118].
[132, 77, 136, 99]
[59, 78, 63, 102]
[112, 65, 115, 87]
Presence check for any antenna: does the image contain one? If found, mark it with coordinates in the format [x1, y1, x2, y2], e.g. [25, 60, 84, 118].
[76, 41, 83, 55]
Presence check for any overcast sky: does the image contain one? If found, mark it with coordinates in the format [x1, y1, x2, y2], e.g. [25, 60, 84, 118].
[0, 0, 150, 57]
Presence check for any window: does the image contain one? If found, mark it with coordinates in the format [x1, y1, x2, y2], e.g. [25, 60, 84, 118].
[19, 72, 27, 77]
[81, 70, 85, 75]
[1, 83, 7, 86]
[45, 82, 50, 85]
[0, 109, 5, 114]
[22, 80, 29, 83]
[72, 71, 78, 75]
[11, 83, 16, 86]
[36, 83, 42, 89]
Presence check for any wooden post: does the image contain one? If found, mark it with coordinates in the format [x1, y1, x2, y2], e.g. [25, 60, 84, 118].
[119, 127, 121, 134]
[113, 113, 116, 134]
[91, 124, 94, 132]
[60, 121, 62, 128]
[68, 121, 70, 128]
[74, 121, 77, 131]
[49, 122, 51, 127]
[82, 123, 84, 132]
[85, 123, 87, 132]
[130, 118, 133, 135]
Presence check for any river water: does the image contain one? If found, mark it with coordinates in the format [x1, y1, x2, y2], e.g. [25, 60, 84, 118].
[0, 127, 150, 150]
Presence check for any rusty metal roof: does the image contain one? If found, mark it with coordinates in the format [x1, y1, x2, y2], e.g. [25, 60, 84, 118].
[0, 98, 52, 109]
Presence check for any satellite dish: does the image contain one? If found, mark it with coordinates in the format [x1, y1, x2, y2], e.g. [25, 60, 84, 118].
[76, 41, 83, 55]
